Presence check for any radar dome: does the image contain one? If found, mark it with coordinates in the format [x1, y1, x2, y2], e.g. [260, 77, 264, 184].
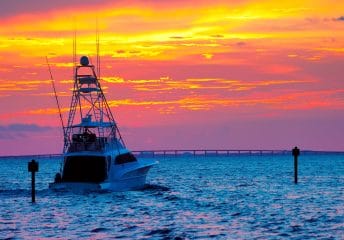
[80, 56, 89, 66]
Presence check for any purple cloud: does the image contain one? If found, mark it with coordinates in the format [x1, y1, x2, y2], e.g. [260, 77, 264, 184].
[0, 124, 52, 140]
[0, 0, 111, 18]
[334, 16, 344, 21]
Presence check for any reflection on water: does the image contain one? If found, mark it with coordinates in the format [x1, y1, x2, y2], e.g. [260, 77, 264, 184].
[0, 154, 343, 239]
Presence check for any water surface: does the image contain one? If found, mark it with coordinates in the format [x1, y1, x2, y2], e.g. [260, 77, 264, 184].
[0, 154, 343, 239]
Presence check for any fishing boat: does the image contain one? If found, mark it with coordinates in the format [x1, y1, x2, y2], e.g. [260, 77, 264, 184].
[49, 56, 156, 191]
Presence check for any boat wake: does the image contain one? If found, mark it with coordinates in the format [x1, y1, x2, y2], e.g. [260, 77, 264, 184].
[141, 184, 170, 192]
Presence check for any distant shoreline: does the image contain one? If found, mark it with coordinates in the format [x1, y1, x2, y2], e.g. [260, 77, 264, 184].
[1, 149, 344, 159]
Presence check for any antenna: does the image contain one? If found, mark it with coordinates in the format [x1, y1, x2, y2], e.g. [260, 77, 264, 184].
[46, 57, 66, 136]
[73, 21, 77, 77]
[96, 18, 100, 78]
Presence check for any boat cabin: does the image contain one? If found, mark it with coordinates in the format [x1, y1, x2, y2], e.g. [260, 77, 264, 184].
[68, 128, 106, 152]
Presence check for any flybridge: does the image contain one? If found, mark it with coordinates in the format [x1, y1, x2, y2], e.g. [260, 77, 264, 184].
[63, 56, 123, 153]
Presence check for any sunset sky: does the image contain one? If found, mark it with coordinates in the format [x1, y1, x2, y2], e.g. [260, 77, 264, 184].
[0, 0, 343, 155]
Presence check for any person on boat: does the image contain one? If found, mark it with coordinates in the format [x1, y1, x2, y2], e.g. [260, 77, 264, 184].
[82, 128, 96, 142]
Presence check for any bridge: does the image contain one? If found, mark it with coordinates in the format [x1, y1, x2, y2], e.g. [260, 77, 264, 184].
[1, 149, 343, 159]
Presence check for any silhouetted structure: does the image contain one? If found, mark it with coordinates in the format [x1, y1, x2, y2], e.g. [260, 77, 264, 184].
[292, 147, 300, 184]
[28, 159, 39, 202]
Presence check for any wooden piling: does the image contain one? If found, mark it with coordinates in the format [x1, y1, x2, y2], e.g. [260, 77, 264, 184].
[28, 160, 39, 203]
[292, 147, 300, 184]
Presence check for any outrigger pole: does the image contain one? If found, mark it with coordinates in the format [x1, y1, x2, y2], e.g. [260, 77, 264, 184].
[46, 57, 66, 136]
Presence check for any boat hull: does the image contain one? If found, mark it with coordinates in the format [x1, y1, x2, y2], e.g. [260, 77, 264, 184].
[100, 174, 147, 191]
[49, 160, 156, 192]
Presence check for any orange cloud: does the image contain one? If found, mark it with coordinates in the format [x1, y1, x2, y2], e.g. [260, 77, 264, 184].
[0, 0, 343, 134]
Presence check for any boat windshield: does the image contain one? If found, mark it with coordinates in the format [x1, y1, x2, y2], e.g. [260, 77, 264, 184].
[62, 156, 107, 183]
[115, 153, 137, 164]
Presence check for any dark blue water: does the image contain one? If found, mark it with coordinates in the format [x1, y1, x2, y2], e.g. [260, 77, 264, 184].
[0, 154, 343, 239]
